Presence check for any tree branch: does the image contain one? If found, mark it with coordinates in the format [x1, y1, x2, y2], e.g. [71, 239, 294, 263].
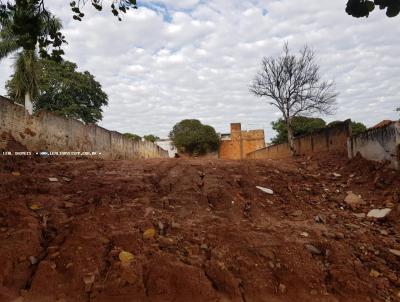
[249, 42, 338, 137]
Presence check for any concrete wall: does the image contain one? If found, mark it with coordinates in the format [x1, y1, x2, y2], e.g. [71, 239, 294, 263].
[219, 123, 265, 160]
[347, 121, 400, 169]
[0, 96, 168, 159]
[247, 120, 351, 159]
[245, 142, 292, 160]
[155, 139, 178, 158]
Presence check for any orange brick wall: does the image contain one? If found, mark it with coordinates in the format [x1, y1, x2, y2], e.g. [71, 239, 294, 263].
[219, 123, 265, 160]
[243, 132, 266, 157]
[219, 140, 242, 160]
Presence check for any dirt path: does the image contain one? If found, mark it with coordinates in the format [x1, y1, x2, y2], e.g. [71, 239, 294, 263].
[0, 155, 399, 302]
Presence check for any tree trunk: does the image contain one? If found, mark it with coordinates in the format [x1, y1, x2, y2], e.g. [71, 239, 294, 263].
[24, 92, 33, 115]
[286, 121, 295, 156]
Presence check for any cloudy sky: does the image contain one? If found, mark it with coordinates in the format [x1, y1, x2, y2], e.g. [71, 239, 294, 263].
[0, 0, 399, 141]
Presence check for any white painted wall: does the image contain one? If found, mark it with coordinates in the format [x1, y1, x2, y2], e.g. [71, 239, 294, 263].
[155, 140, 177, 158]
[348, 122, 400, 169]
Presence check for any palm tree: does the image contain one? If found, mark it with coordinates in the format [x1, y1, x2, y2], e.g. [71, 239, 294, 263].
[0, 7, 61, 114]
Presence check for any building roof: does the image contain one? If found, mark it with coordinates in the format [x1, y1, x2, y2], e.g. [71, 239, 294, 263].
[370, 120, 394, 129]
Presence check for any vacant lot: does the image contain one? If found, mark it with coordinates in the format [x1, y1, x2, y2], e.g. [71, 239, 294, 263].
[0, 155, 399, 302]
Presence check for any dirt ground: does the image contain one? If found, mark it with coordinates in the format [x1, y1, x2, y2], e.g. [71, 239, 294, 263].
[0, 154, 399, 302]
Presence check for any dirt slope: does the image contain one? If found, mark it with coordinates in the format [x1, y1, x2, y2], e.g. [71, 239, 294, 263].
[0, 155, 399, 302]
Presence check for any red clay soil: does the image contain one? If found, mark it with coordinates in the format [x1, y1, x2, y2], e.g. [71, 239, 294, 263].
[0, 154, 399, 302]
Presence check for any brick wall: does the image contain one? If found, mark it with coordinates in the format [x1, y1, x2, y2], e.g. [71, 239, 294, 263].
[219, 123, 265, 160]
[247, 120, 351, 159]
[0, 96, 168, 159]
[219, 140, 241, 160]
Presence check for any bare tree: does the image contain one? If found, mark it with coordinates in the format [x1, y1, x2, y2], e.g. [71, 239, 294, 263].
[250, 43, 338, 155]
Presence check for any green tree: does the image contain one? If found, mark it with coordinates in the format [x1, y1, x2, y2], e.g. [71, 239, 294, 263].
[346, 0, 400, 18]
[271, 116, 326, 144]
[169, 119, 220, 156]
[143, 134, 160, 143]
[0, 3, 62, 113]
[7, 59, 108, 123]
[351, 121, 367, 135]
[0, 1, 65, 61]
[0, 1, 137, 60]
[328, 120, 367, 136]
[123, 133, 141, 141]
[69, 0, 138, 21]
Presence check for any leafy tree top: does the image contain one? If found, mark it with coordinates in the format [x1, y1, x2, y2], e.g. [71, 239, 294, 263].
[271, 117, 367, 144]
[0, 0, 137, 60]
[346, 0, 400, 18]
[7, 58, 108, 123]
[69, 0, 137, 21]
[328, 120, 367, 136]
[169, 119, 220, 156]
[271, 116, 326, 144]
[143, 134, 160, 143]
[123, 133, 141, 141]
[0, 1, 66, 60]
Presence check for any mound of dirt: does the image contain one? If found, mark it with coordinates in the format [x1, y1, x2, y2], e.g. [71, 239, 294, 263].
[0, 155, 399, 302]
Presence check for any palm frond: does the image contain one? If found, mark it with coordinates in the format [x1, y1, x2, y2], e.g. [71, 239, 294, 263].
[0, 39, 19, 60]
[13, 50, 40, 103]
[0, 25, 15, 41]
[40, 15, 63, 36]
[0, 15, 20, 60]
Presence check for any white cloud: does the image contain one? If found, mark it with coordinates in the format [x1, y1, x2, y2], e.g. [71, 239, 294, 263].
[154, 0, 200, 10]
[0, 0, 399, 141]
